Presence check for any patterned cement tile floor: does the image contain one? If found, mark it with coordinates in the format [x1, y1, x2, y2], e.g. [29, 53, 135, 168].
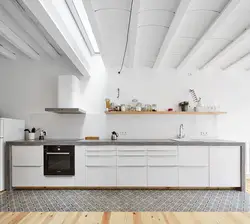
[0, 190, 250, 212]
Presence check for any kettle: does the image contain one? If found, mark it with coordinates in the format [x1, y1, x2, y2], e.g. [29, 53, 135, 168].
[111, 131, 119, 140]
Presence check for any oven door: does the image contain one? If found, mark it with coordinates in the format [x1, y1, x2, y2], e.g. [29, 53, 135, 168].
[44, 146, 75, 176]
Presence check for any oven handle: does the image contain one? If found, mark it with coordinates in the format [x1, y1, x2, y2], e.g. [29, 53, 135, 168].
[46, 152, 70, 155]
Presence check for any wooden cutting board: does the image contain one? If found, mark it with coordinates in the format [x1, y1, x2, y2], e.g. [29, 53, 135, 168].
[85, 136, 100, 140]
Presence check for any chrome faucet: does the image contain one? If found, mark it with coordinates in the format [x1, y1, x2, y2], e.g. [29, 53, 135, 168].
[177, 124, 185, 139]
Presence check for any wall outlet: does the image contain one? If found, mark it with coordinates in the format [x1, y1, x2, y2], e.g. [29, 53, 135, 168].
[200, 132, 208, 136]
[119, 132, 127, 136]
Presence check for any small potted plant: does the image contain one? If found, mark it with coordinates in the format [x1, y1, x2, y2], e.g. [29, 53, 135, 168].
[24, 128, 39, 140]
[179, 101, 189, 112]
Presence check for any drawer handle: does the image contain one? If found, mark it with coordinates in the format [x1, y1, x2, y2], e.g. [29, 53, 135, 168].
[118, 155, 146, 157]
[86, 150, 116, 152]
[118, 150, 146, 152]
[148, 149, 177, 152]
[86, 165, 116, 167]
[118, 165, 146, 167]
[178, 165, 208, 167]
[13, 165, 42, 167]
[86, 155, 116, 157]
[148, 155, 177, 157]
[46, 152, 69, 155]
[148, 165, 177, 167]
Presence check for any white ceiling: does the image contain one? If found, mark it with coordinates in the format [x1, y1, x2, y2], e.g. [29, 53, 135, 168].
[2, 0, 250, 74]
[87, 0, 250, 71]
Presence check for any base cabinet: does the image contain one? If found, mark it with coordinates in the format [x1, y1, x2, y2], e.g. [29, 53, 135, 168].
[12, 167, 44, 187]
[117, 167, 147, 186]
[148, 167, 178, 186]
[179, 167, 209, 187]
[11, 145, 242, 189]
[86, 166, 116, 186]
[210, 146, 240, 187]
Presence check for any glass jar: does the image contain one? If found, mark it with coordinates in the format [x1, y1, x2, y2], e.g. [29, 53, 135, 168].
[121, 104, 126, 112]
[145, 104, 151, 111]
[136, 102, 142, 112]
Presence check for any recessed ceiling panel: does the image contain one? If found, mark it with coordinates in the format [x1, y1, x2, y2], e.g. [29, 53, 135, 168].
[138, 11, 174, 27]
[168, 37, 197, 56]
[139, 0, 181, 12]
[212, 9, 250, 40]
[179, 11, 218, 38]
[218, 39, 250, 68]
[91, 0, 132, 11]
[195, 38, 231, 68]
[164, 54, 184, 68]
[135, 26, 168, 66]
[95, 10, 129, 67]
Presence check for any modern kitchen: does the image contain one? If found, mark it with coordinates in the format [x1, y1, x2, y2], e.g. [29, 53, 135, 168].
[1, 0, 250, 222]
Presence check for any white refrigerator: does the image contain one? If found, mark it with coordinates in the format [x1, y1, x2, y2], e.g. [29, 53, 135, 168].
[0, 118, 25, 191]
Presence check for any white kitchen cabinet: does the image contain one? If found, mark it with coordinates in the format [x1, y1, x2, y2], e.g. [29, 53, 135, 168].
[12, 167, 44, 187]
[45, 176, 75, 187]
[178, 146, 209, 166]
[117, 146, 147, 186]
[86, 166, 116, 186]
[85, 146, 117, 186]
[117, 166, 147, 186]
[74, 146, 86, 186]
[148, 166, 178, 186]
[179, 167, 209, 187]
[210, 146, 240, 187]
[12, 146, 43, 166]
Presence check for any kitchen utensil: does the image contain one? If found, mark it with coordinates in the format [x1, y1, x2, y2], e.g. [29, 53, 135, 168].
[189, 89, 199, 103]
[111, 131, 119, 140]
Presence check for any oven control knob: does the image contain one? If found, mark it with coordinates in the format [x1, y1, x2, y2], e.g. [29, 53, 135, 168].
[58, 148, 60, 151]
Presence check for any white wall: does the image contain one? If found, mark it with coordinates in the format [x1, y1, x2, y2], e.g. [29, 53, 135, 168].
[1, 55, 250, 142]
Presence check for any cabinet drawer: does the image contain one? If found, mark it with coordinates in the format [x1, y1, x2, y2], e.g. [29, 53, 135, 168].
[117, 167, 147, 186]
[179, 167, 209, 187]
[117, 147, 146, 156]
[86, 167, 116, 186]
[12, 167, 44, 187]
[148, 167, 178, 186]
[148, 155, 177, 166]
[86, 155, 116, 166]
[12, 146, 43, 166]
[147, 146, 178, 156]
[118, 156, 146, 166]
[178, 146, 209, 166]
[86, 147, 116, 156]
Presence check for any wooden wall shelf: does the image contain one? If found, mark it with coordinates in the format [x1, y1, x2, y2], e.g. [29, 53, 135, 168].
[105, 111, 227, 115]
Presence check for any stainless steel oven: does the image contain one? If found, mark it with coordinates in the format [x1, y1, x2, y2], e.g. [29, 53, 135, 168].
[44, 145, 75, 175]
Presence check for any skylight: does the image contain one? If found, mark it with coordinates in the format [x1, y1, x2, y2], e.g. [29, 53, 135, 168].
[66, 0, 100, 55]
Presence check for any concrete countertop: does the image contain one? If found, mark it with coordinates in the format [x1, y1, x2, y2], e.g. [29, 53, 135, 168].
[6, 139, 246, 146]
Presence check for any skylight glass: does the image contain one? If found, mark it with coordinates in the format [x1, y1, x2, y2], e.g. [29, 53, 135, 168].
[73, 0, 100, 53]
